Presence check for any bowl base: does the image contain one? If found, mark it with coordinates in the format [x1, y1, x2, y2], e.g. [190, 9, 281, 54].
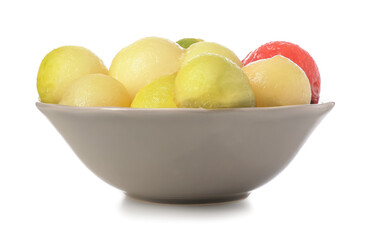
[125, 192, 250, 205]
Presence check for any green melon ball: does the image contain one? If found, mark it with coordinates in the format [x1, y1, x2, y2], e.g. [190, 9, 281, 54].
[182, 41, 243, 67]
[175, 54, 255, 109]
[131, 74, 177, 108]
[176, 38, 203, 49]
[37, 46, 108, 103]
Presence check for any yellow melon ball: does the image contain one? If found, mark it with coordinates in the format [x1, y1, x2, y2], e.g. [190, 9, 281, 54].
[131, 74, 177, 108]
[242, 55, 311, 107]
[59, 73, 130, 107]
[37, 46, 108, 104]
[109, 37, 184, 100]
[182, 41, 243, 67]
[175, 54, 255, 109]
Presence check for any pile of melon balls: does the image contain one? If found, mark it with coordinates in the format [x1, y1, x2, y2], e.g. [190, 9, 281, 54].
[37, 37, 320, 109]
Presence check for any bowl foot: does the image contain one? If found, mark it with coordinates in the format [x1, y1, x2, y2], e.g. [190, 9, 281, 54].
[125, 192, 250, 205]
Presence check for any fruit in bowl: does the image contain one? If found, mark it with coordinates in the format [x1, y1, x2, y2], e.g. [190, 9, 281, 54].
[176, 38, 203, 49]
[131, 74, 177, 108]
[37, 46, 109, 104]
[36, 37, 334, 204]
[59, 73, 131, 107]
[242, 41, 321, 104]
[109, 37, 184, 100]
[175, 54, 255, 108]
[182, 41, 243, 67]
[242, 55, 311, 107]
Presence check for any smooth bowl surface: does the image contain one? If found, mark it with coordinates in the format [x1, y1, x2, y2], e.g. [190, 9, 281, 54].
[36, 102, 334, 204]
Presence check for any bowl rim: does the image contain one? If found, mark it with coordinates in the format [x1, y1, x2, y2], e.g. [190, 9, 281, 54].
[36, 101, 335, 112]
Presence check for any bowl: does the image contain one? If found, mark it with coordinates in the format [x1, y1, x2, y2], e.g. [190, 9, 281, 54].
[36, 102, 334, 204]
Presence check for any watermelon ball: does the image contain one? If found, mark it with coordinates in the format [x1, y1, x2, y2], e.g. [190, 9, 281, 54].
[242, 41, 320, 104]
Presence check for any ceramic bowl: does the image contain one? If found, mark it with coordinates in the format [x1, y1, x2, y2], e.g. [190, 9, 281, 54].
[36, 102, 334, 204]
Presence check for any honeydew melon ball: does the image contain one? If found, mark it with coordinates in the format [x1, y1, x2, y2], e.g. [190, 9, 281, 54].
[109, 37, 184, 100]
[37, 46, 108, 104]
[182, 41, 243, 67]
[59, 73, 130, 107]
[175, 54, 255, 109]
[176, 38, 203, 49]
[131, 74, 177, 108]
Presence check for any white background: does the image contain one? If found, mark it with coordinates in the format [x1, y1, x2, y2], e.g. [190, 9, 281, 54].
[1, 0, 368, 239]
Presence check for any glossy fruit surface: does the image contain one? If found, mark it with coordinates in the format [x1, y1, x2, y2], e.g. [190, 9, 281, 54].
[59, 73, 130, 107]
[242, 41, 320, 103]
[131, 74, 177, 108]
[109, 37, 183, 100]
[175, 54, 255, 109]
[243, 55, 311, 107]
[183, 42, 243, 67]
[37, 46, 108, 103]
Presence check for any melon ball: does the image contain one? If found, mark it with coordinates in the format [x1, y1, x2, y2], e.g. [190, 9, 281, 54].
[176, 38, 203, 49]
[175, 54, 255, 109]
[242, 55, 311, 107]
[131, 74, 177, 108]
[109, 37, 184, 100]
[59, 73, 130, 107]
[37, 46, 108, 103]
[182, 41, 243, 67]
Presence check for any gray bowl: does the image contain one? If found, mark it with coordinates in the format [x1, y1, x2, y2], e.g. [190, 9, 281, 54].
[36, 102, 334, 204]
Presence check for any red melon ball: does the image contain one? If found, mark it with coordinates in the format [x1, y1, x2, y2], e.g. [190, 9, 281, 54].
[242, 41, 320, 104]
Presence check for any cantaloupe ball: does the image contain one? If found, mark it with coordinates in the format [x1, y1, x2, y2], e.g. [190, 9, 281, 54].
[242, 55, 311, 107]
[182, 41, 243, 67]
[59, 73, 130, 107]
[109, 37, 184, 100]
[37, 46, 108, 104]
